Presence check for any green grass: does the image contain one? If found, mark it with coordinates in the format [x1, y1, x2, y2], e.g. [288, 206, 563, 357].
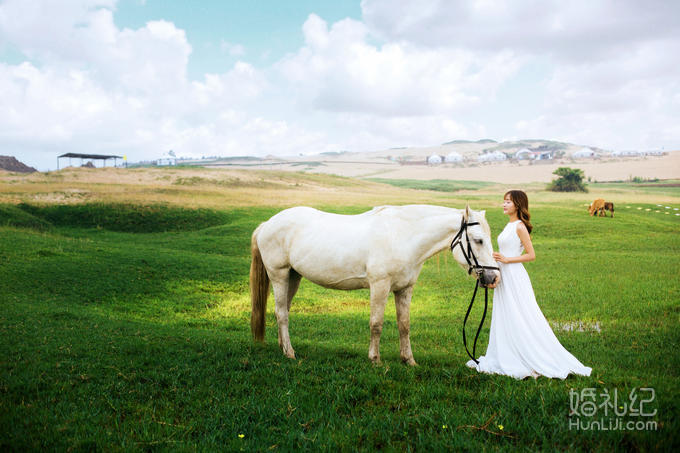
[367, 178, 495, 192]
[1, 201, 678, 451]
[589, 179, 680, 196]
[8, 203, 236, 233]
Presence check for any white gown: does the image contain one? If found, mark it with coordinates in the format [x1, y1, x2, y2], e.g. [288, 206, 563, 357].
[466, 220, 592, 380]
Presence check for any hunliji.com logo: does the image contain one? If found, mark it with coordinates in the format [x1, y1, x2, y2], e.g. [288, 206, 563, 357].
[569, 387, 658, 431]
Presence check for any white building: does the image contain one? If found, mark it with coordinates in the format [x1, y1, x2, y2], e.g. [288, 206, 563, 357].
[444, 152, 463, 163]
[477, 151, 507, 162]
[515, 148, 532, 160]
[612, 150, 640, 157]
[572, 147, 596, 158]
[427, 154, 443, 165]
[157, 153, 177, 166]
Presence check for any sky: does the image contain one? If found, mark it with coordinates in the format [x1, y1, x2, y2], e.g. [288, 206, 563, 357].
[1, 0, 679, 171]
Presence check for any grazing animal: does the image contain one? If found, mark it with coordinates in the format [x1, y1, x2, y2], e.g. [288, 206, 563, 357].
[250, 205, 500, 365]
[589, 198, 605, 216]
[603, 201, 615, 217]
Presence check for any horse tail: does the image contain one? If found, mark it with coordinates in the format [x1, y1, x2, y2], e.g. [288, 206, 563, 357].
[250, 225, 270, 342]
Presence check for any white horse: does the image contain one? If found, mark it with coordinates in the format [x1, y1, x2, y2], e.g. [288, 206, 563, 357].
[250, 204, 499, 365]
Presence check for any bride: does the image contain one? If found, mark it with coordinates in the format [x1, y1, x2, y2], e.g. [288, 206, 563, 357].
[466, 190, 592, 379]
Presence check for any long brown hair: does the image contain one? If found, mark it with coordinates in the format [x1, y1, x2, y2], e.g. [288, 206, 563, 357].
[505, 190, 533, 234]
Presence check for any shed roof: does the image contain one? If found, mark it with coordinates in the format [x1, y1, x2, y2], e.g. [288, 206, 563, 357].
[58, 153, 122, 159]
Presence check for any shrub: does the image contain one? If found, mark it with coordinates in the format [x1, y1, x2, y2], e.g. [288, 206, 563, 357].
[630, 176, 659, 183]
[547, 167, 588, 192]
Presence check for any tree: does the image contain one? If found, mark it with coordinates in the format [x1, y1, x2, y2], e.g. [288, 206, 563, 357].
[547, 167, 588, 192]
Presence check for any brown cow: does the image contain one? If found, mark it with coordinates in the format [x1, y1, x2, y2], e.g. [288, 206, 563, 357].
[589, 198, 605, 216]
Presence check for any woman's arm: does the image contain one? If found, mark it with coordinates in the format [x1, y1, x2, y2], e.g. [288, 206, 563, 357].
[492, 222, 536, 264]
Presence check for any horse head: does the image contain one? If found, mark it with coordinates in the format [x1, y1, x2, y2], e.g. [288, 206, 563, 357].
[451, 206, 500, 288]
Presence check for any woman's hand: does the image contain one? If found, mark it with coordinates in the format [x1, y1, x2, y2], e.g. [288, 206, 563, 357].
[493, 252, 510, 264]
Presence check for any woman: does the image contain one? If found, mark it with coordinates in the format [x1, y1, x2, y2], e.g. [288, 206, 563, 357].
[466, 190, 592, 379]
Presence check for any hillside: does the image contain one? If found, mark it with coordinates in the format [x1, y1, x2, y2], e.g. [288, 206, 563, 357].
[194, 139, 597, 167]
[0, 155, 37, 173]
[2, 165, 678, 212]
[192, 139, 678, 184]
[0, 166, 483, 208]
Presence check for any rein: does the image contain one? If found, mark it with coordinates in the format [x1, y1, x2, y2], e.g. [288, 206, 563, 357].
[450, 218, 499, 365]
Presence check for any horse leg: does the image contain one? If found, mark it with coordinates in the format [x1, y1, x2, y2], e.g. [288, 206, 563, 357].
[278, 269, 302, 353]
[368, 279, 390, 364]
[271, 270, 296, 359]
[395, 286, 417, 366]
[287, 269, 301, 312]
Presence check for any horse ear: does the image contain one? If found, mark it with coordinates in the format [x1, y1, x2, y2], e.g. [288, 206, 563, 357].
[480, 210, 486, 217]
[464, 204, 470, 221]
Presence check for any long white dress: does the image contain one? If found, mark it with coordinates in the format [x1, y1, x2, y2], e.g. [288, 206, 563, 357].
[466, 220, 592, 380]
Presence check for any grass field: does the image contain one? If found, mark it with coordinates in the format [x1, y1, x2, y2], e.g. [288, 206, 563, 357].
[1, 168, 679, 451]
[366, 178, 496, 193]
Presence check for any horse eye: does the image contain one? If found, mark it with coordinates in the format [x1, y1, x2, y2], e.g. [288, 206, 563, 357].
[475, 239, 483, 245]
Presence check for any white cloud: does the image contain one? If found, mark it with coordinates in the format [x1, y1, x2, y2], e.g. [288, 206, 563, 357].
[356, 0, 680, 150]
[278, 14, 521, 117]
[333, 113, 481, 151]
[510, 35, 680, 149]
[361, 0, 680, 62]
[0, 0, 326, 169]
[0, 0, 193, 94]
[191, 62, 267, 106]
[0, 0, 118, 63]
[0, 62, 120, 143]
[1, 0, 679, 170]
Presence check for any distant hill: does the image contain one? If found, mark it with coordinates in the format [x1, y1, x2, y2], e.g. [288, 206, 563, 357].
[0, 156, 37, 173]
[442, 139, 498, 145]
[181, 138, 612, 168]
[484, 139, 571, 151]
[373, 139, 607, 161]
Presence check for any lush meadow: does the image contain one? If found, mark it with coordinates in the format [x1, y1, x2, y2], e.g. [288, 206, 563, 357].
[1, 168, 678, 451]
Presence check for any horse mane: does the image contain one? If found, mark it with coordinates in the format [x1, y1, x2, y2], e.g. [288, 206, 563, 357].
[368, 206, 391, 214]
[470, 210, 491, 237]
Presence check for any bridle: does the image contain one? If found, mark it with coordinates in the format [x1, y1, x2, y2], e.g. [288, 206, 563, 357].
[450, 217, 499, 277]
[450, 217, 500, 365]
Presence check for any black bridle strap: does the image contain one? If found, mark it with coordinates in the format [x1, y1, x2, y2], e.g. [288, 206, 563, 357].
[462, 279, 489, 364]
[450, 219, 499, 275]
[450, 220, 479, 273]
[451, 216, 496, 364]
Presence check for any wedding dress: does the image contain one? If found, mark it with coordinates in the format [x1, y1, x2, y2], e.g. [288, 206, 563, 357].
[466, 220, 592, 379]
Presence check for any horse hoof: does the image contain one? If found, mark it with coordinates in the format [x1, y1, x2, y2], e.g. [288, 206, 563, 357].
[402, 358, 417, 366]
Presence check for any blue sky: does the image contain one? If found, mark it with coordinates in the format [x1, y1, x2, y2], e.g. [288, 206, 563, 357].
[1, 0, 678, 171]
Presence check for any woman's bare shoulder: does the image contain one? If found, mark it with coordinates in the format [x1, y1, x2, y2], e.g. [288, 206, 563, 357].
[515, 221, 529, 233]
